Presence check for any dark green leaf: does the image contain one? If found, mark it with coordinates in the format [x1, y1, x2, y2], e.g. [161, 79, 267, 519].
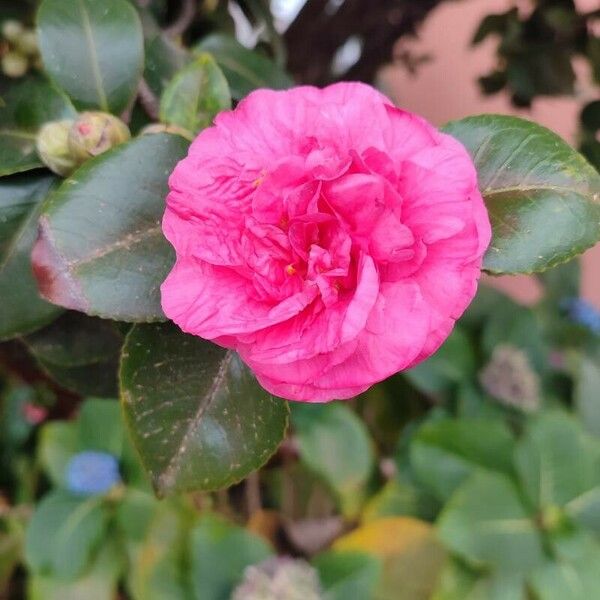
[313, 550, 381, 600]
[443, 115, 600, 274]
[0, 76, 76, 176]
[32, 133, 188, 321]
[159, 54, 231, 136]
[120, 322, 289, 495]
[0, 172, 62, 340]
[195, 34, 293, 98]
[472, 10, 516, 45]
[291, 402, 375, 518]
[437, 471, 544, 576]
[144, 34, 191, 98]
[25, 490, 109, 580]
[190, 514, 273, 600]
[37, 0, 144, 113]
[411, 418, 515, 503]
[78, 398, 124, 457]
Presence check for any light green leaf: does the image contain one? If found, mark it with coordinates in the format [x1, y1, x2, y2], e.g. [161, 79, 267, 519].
[411, 418, 515, 503]
[160, 54, 231, 135]
[120, 322, 289, 495]
[37, 0, 144, 113]
[575, 355, 600, 438]
[291, 402, 375, 518]
[443, 115, 600, 274]
[37, 421, 78, 487]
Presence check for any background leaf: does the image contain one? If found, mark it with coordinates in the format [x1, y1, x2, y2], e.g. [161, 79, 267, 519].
[0, 172, 62, 340]
[195, 34, 293, 98]
[159, 54, 230, 136]
[120, 322, 289, 495]
[443, 115, 600, 274]
[0, 76, 76, 176]
[32, 133, 188, 321]
[37, 0, 144, 113]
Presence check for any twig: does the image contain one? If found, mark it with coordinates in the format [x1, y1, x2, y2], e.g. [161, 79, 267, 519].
[138, 78, 160, 121]
[245, 471, 262, 516]
[165, 0, 197, 38]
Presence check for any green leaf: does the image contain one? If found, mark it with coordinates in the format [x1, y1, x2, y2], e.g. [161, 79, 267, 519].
[313, 550, 381, 600]
[78, 398, 124, 457]
[411, 418, 515, 503]
[195, 34, 293, 98]
[0, 76, 76, 176]
[144, 33, 191, 98]
[404, 327, 476, 396]
[190, 514, 273, 600]
[37, 0, 144, 113]
[23, 312, 124, 396]
[437, 471, 544, 576]
[120, 322, 289, 495]
[28, 537, 123, 600]
[25, 490, 109, 580]
[32, 133, 188, 321]
[291, 402, 375, 518]
[442, 115, 600, 274]
[159, 54, 231, 135]
[514, 411, 600, 511]
[575, 355, 600, 438]
[0, 172, 62, 340]
[37, 421, 78, 487]
[128, 500, 192, 600]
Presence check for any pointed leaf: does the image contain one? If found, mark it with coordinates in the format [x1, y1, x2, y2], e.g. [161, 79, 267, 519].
[443, 115, 600, 274]
[120, 322, 289, 495]
[37, 0, 144, 113]
[160, 54, 231, 135]
[32, 133, 188, 321]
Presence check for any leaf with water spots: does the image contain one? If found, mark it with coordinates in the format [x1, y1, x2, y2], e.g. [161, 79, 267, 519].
[120, 322, 289, 495]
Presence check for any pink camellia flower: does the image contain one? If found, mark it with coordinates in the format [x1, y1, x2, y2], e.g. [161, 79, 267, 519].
[161, 83, 491, 402]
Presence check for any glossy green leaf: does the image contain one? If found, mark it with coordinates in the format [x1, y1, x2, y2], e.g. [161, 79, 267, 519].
[28, 538, 122, 600]
[23, 313, 124, 396]
[0, 76, 76, 176]
[291, 402, 375, 518]
[25, 490, 109, 580]
[37, 0, 144, 113]
[78, 398, 124, 457]
[144, 33, 191, 97]
[190, 514, 273, 600]
[195, 34, 293, 98]
[120, 322, 289, 495]
[159, 54, 230, 135]
[0, 173, 62, 340]
[437, 471, 544, 576]
[411, 418, 515, 503]
[313, 550, 381, 600]
[443, 115, 600, 274]
[32, 133, 188, 321]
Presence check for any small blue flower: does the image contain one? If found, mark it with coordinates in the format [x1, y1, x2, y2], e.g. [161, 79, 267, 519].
[561, 297, 600, 335]
[65, 451, 121, 496]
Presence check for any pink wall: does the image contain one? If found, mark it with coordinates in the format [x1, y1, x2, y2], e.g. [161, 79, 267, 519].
[383, 0, 599, 305]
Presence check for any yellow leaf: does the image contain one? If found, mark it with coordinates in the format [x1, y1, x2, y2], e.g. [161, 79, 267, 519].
[334, 517, 446, 600]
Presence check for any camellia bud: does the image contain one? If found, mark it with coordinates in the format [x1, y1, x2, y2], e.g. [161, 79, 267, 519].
[68, 112, 131, 163]
[232, 557, 323, 600]
[1, 51, 28, 78]
[140, 122, 193, 140]
[15, 29, 38, 57]
[36, 119, 78, 177]
[479, 344, 540, 412]
[1, 20, 24, 43]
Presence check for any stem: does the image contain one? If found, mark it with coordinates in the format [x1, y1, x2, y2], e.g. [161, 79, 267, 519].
[165, 0, 197, 37]
[137, 79, 160, 121]
[245, 471, 262, 516]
